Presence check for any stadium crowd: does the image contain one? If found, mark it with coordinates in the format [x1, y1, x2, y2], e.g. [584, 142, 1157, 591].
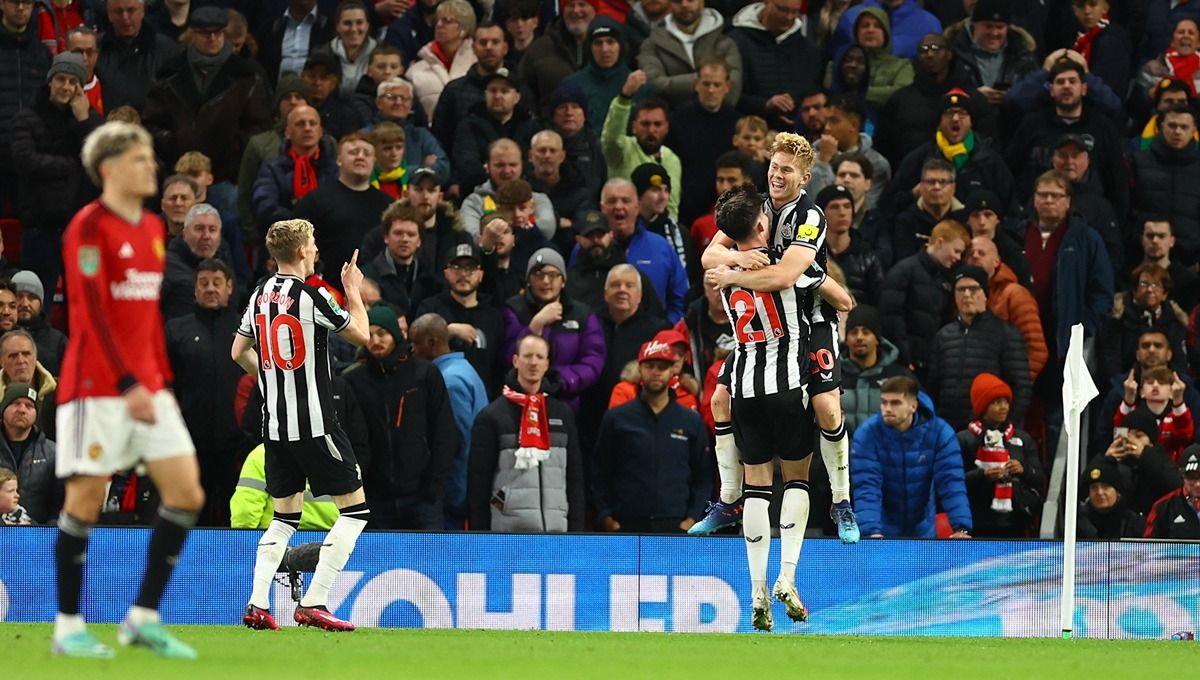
[2, 0, 1200, 541]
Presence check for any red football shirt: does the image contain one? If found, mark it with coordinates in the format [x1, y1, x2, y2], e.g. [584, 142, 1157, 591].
[58, 201, 173, 402]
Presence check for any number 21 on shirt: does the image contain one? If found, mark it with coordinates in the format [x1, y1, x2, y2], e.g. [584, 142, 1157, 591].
[729, 290, 784, 343]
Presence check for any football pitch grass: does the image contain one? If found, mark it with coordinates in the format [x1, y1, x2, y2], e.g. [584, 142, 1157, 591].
[3, 624, 1194, 680]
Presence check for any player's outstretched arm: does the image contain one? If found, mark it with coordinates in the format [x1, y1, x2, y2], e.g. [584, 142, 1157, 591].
[716, 245, 816, 292]
[817, 276, 855, 312]
[337, 249, 371, 347]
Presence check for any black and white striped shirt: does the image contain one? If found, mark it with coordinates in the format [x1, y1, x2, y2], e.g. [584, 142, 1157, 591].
[237, 274, 351, 441]
[720, 248, 810, 398]
[765, 189, 835, 326]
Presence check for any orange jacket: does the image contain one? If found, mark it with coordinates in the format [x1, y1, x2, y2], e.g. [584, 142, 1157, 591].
[988, 263, 1048, 381]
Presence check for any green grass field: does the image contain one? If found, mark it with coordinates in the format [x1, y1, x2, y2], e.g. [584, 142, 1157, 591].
[4, 624, 1195, 680]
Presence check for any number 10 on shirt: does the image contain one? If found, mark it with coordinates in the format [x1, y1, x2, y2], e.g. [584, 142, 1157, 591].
[254, 313, 307, 371]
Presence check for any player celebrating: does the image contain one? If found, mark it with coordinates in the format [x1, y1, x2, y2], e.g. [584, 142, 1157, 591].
[232, 219, 371, 632]
[691, 132, 859, 544]
[53, 122, 205, 659]
[706, 185, 835, 630]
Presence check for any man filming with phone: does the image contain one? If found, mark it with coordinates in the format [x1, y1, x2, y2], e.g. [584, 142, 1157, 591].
[1089, 408, 1182, 515]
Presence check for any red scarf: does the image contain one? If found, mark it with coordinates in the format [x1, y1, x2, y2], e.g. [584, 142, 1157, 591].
[503, 385, 551, 468]
[431, 40, 454, 71]
[290, 147, 320, 201]
[1072, 15, 1110, 63]
[969, 420, 1015, 513]
[1166, 50, 1200, 94]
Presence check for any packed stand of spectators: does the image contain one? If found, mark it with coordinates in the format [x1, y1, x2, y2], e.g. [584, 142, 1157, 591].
[4, 0, 1200, 541]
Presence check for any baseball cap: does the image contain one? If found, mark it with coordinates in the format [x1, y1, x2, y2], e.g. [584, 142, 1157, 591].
[410, 167, 442, 187]
[482, 67, 519, 89]
[576, 209, 609, 235]
[442, 241, 484, 268]
[965, 189, 1002, 216]
[638, 338, 675, 363]
[1054, 133, 1094, 152]
[303, 51, 342, 79]
[1183, 445, 1200, 474]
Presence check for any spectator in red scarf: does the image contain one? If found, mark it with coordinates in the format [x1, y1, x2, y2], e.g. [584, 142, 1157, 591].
[956, 373, 1044, 538]
[1069, 0, 1132, 96]
[252, 104, 338, 232]
[1140, 18, 1200, 100]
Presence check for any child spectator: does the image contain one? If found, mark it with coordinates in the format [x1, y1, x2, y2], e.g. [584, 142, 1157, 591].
[370, 121, 409, 199]
[1115, 366, 1195, 464]
[0, 468, 32, 525]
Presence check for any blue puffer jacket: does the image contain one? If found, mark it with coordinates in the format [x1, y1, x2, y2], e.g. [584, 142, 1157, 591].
[851, 392, 973, 537]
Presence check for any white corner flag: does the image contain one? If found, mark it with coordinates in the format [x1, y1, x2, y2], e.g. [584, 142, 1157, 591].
[1060, 324, 1098, 639]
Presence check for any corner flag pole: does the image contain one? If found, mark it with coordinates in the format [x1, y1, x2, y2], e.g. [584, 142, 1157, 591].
[1060, 324, 1097, 639]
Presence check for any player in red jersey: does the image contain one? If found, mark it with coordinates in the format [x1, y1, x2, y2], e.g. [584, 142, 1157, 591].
[52, 122, 204, 660]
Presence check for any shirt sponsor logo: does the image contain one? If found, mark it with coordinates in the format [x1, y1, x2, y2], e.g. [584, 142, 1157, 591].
[110, 269, 163, 300]
[796, 224, 820, 240]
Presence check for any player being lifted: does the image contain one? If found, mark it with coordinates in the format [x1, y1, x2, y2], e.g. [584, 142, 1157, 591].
[691, 132, 860, 544]
[706, 185, 848, 630]
[232, 219, 370, 632]
[53, 122, 205, 659]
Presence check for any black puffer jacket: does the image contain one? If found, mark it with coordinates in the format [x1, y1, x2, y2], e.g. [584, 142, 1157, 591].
[343, 344, 458, 515]
[0, 428, 59, 524]
[832, 234, 885, 306]
[1077, 498, 1145, 539]
[95, 23, 179, 111]
[1130, 139, 1200, 265]
[879, 250, 955, 377]
[10, 88, 102, 234]
[928, 311, 1032, 431]
[0, 24, 51, 169]
[141, 50, 274, 182]
[727, 5, 822, 131]
[451, 101, 542, 189]
[1085, 450, 1182, 516]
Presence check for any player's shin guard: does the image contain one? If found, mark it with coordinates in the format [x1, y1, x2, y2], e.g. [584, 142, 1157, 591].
[300, 503, 369, 608]
[55, 512, 92, 634]
[134, 505, 198, 611]
[249, 512, 301, 609]
[715, 422, 743, 504]
[819, 420, 850, 503]
[779, 481, 811, 578]
[742, 485, 772, 588]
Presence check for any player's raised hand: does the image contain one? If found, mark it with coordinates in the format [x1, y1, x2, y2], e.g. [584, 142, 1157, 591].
[125, 384, 157, 424]
[342, 249, 364, 290]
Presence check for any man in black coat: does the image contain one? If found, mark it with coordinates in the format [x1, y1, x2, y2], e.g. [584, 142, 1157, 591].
[1077, 455, 1146, 539]
[431, 22, 510, 155]
[415, 242, 507, 398]
[880, 218, 970, 381]
[255, 0, 336, 84]
[141, 8, 274, 183]
[817, 185, 884, 306]
[929, 266, 1032, 431]
[665, 59, 739, 227]
[96, 0, 179, 111]
[565, 210, 664, 320]
[527, 130, 593, 255]
[10, 52, 101, 296]
[451, 68, 541, 191]
[9, 271, 66, 377]
[727, 0, 820, 132]
[0, 0, 51, 212]
[161, 204, 241, 321]
[165, 258, 251, 526]
[362, 201, 444, 317]
[1130, 105, 1200, 265]
[343, 304, 458, 530]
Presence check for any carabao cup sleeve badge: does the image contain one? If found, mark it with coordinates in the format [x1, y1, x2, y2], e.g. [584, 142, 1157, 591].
[78, 246, 100, 277]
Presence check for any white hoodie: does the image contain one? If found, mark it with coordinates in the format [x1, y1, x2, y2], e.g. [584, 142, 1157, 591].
[664, 7, 724, 67]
